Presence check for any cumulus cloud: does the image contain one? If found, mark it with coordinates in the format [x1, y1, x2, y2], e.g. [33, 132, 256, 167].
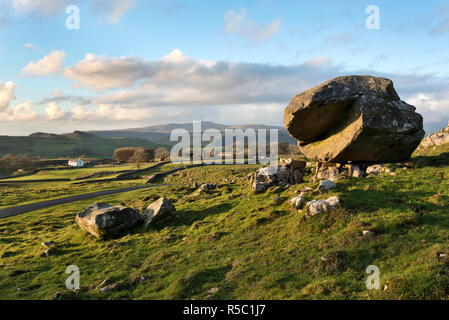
[22, 50, 66, 77]
[64, 53, 150, 90]
[0, 81, 16, 111]
[91, 0, 136, 24]
[407, 92, 449, 123]
[45, 102, 65, 120]
[3, 101, 38, 121]
[223, 8, 282, 43]
[9, 49, 449, 132]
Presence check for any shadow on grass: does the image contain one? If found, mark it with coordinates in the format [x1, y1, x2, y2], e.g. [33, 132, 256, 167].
[164, 202, 234, 229]
[170, 265, 233, 299]
[411, 153, 449, 167]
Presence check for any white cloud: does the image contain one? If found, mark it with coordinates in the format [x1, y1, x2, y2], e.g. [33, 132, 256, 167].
[22, 50, 66, 77]
[7, 49, 449, 132]
[23, 43, 41, 51]
[223, 8, 282, 43]
[3, 101, 38, 121]
[91, 0, 136, 24]
[0, 81, 16, 111]
[45, 102, 65, 120]
[64, 53, 150, 90]
[407, 92, 449, 123]
[12, 0, 74, 16]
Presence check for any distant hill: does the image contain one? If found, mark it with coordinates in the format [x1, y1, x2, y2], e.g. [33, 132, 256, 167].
[88, 121, 297, 146]
[0, 131, 163, 159]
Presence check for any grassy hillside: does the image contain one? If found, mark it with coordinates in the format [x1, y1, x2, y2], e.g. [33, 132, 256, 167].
[0, 131, 164, 159]
[1, 154, 449, 299]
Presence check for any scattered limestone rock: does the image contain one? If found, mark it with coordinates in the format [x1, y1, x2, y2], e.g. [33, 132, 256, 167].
[41, 246, 57, 257]
[76, 203, 143, 239]
[253, 158, 306, 188]
[316, 180, 337, 193]
[290, 196, 306, 209]
[418, 121, 449, 149]
[143, 197, 176, 228]
[315, 164, 339, 182]
[199, 183, 216, 190]
[41, 241, 57, 249]
[252, 182, 266, 193]
[305, 196, 340, 217]
[99, 283, 120, 293]
[366, 164, 384, 175]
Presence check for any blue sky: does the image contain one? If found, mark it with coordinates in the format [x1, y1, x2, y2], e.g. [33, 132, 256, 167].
[1, 0, 449, 135]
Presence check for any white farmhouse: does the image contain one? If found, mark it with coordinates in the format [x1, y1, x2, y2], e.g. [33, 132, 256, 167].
[68, 159, 85, 167]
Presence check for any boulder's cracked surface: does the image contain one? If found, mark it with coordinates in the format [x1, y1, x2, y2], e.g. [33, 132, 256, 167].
[284, 76, 425, 163]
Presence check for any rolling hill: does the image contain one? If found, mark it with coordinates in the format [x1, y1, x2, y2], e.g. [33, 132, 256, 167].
[87, 121, 298, 146]
[0, 131, 163, 159]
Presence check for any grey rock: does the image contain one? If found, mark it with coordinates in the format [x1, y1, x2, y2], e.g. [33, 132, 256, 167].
[284, 75, 424, 162]
[143, 197, 176, 228]
[252, 182, 266, 193]
[76, 203, 143, 239]
[305, 196, 341, 217]
[366, 164, 384, 175]
[290, 196, 306, 209]
[316, 180, 337, 192]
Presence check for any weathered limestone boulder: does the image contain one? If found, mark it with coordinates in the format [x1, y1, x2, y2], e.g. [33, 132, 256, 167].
[143, 197, 176, 228]
[76, 203, 143, 239]
[305, 196, 340, 217]
[284, 76, 425, 163]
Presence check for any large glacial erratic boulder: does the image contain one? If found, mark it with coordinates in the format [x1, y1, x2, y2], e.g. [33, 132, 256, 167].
[284, 76, 425, 163]
[76, 203, 143, 239]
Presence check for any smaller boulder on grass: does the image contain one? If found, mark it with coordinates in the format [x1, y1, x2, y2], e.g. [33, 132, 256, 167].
[143, 197, 176, 229]
[305, 196, 340, 218]
[316, 180, 337, 193]
[76, 203, 143, 239]
[290, 196, 306, 209]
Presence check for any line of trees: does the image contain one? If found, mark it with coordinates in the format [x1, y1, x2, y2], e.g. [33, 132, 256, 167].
[112, 147, 170, 169]
[0, 154, 33, 175]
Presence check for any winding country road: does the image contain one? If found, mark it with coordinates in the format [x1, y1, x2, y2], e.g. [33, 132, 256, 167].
[0, 184, 166, 219]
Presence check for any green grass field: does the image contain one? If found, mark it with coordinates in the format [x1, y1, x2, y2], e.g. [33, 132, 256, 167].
[0, 163, 157, 182]
[1, 157, 449, 300]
